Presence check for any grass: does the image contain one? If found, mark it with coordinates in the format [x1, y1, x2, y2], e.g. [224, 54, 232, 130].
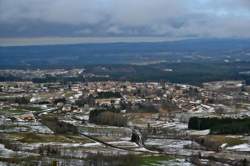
[137, 155, 174, 166]
[0, 124, 29, 130]
[64, 91, 75, 98]
[4, 133, 92, 144]
[85, 154, 174, 166]
[204, 135, 247, 146]
[0, 144, 174, 166]
[0, 156, 41, 165]
[0, 105, 43, 116]
[0, 108, 27, 115]
[15, 105, 43, 112]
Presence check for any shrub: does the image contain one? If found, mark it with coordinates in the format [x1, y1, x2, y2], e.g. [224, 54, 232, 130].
[89, 110, 127, 127]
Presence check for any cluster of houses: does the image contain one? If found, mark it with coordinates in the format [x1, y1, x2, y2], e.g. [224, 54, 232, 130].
[1, 80, 250, 126]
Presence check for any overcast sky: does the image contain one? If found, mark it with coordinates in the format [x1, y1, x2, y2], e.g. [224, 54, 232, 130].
[0, 0, 250, 44]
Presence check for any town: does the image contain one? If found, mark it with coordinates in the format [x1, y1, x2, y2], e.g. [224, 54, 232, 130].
[0, 69, 250, 165]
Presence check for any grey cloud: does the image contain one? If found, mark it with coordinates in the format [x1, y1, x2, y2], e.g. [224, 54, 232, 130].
[0, 0, 250, 39]
[0, 0, 107, 25]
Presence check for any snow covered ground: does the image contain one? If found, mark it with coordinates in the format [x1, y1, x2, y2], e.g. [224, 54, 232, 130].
[227, 143, 250, 152]
[145, 138, 194, 156]
[0, 144, 39, 158]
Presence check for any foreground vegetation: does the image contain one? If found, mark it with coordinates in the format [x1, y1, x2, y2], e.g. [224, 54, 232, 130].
[189, 117, 250, 134]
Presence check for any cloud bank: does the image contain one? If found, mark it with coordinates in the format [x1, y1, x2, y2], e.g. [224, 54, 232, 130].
[0, 0, 250, 39]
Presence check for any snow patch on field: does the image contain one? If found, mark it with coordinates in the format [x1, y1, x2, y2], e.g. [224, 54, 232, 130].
[227, 144, 250, 152]
[83, 142, 102, 147]
[189, 129, 210, 136]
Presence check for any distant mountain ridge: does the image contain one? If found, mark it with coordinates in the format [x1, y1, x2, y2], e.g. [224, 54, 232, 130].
[0, 38, 250, 69]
